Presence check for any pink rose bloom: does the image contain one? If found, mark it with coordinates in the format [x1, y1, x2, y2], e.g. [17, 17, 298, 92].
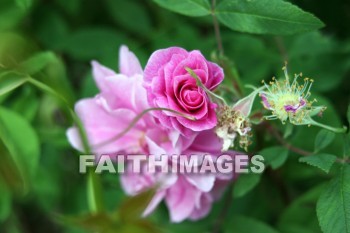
[143, 47, 224, 136]
[67, 45, 234, 222]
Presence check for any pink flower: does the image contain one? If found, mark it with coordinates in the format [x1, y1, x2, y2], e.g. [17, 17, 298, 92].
[67, 45, 234, 222]
[143, 47, 224, 136]
[121, 130, 236, 222]
[67, 45, 154, 154]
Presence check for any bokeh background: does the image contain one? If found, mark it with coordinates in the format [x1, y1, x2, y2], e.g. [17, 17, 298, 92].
[0, 0, 350, 232]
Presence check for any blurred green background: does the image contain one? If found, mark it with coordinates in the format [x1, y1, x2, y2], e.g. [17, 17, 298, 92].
[0, 0, 350, 232]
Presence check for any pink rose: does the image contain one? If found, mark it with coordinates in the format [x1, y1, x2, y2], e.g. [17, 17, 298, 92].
[67, 45, 235, 222]
[143, 47, 224, 136]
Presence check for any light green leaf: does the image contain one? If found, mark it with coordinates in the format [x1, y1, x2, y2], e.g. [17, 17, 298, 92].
[233, 173, 261, 198]
[0, 72, 27, 96]
[152, 0, 211, 17]
[19, 51, 57, 75]
[317, 165, 350, 233]
[225, 215, 280, 233]
[0, 107, 40, 192]
[260, 146, 289, 169]
[299, 153, 337, 173]
[314, 129, 335, 153]
[216, 0, 324, 35]
[283, 122, 294, 139]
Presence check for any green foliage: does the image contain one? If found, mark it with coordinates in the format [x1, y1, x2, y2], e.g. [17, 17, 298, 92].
[153, 0, 211, 17]
[317, 165, 350, 233]
[0, 72, 27, 96]
[153, 0, 324, 35]
[15, 0, 32, 11]
[233, 173, 261, 198]
[0, 0, 349, 232]
[216, 0, 324, 35]
[224, 215, 279, 233]
[299, 154, 337, 173]
[0, 107, 40, 193]
[260, 146, 289, 169]
[314, 130, 336, 153]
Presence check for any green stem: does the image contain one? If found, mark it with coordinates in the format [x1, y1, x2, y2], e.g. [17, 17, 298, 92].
[28, 77, 104, 213]
[87, 168, 104, 213]
[310, 119, 347, 134]
[211, 0, 224, 56]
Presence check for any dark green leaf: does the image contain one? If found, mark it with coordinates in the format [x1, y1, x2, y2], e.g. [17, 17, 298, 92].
[317, 165, 350, 233]
[233, 173, 261, 198]
[299, 153, 337, 173]
[152, 0, 211, 17]
[105, 0, 152, 36]
[225, 215, 280, 233]
[278, 184, 326, 233]
[314, 129, 335, 153]
[260, 146, 289, 169]
[216, 0, 324, 35]
[0, 172, 11, 221]
[60, 28, 127, 63]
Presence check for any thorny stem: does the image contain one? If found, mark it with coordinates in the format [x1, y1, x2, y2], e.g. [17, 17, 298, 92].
[211, 0, 224, 56]
[265, 122, 313, 156]
[94, 107, 196, 149]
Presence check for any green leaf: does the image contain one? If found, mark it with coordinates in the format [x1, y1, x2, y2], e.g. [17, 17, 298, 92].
[260, 146, 289, 169]
[0, 177, 11, 221]
[19, 51, 57, 75]
[314, 129, 335, 153]
[15, 0, 32, 11]
[60, 28, 127, 63]
[0, 107, 40, 193]
[225, 215, 280, 233]
[105, 0, 152, 36]
[317, 165, 350, 233]
[283, 123, 294, 139]
[152, 0, 211, 17]
[216, 0, 324, 35]
[233, 173, 261, 198]
[278, 184, 326, 233]
[299, 153, 337, 173]
[0, 72, 27, 96]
